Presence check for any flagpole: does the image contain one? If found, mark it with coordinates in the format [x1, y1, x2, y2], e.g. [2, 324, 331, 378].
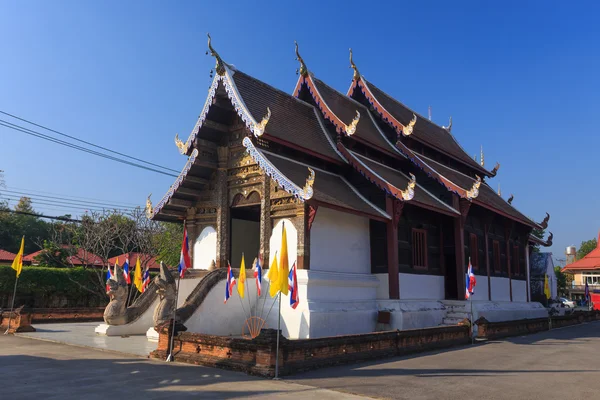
[274, 291, 281, 380]
[166, 268, 182, 362]
[4, 276, 19, 335]
[470, 296, 474, 345]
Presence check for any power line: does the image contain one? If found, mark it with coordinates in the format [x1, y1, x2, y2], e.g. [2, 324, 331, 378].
[0, 189, 139, 209]
[0, 208, 82, 222]
[5, 186, 140, 207]
[0, 119, 179, 178]
[1, 196, 132, 213]
[0, 110, 181, 174]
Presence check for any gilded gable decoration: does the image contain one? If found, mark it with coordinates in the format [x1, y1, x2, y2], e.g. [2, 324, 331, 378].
[253, 107, 271, 137]
[349, 48, 360, 80]
[242, 137, 314, 201]
[345, 110, 361, 136]
[294, 41, 308, 77]
[466, 175, 481, 200]
[145, 194, 154, 219]
[174, 134, 189, 155]
[443, 116, 452, 132]
[400, 173, 417, 201]
[402, 114, 417, 136]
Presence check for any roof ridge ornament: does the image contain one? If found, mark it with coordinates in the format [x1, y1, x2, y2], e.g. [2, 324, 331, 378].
[303, 168, 316, 199]
[344, 110, 360, 136]
[540, 212, 550, 229]
[145, 194, 154, 219]
[466, 175, 481, 199]
[174, 133, 189, 155]
[402, 114, 417, 137]
[497, 184, 501, 196]
[253, 107, 271, 137]
[294, 41, 308, 77]
[400, 173, 417, 201]
[206, 33, 226, 76]
[349, 48, 360, 80]
[546, 232, 553, 246]
[490, 162, 500, 177]
[443, 116, 452, 132]
[480, 145, 485, 167]
[508, 194, 514, 204]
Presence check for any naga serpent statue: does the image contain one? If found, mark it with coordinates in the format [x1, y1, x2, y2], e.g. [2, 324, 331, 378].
[153, 262, 177, 327]
[103, 266, 129, 325]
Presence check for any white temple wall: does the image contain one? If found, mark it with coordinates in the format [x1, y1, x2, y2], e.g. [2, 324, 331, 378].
[399, 273, 444, 300]
[512, 280, 527, 302]
[374, 274, 390, 300]
[470, 275, 489, 301]
[490, 277, 511, 302]
[193, 226, 216, 270]
[310, 208, 371, 274]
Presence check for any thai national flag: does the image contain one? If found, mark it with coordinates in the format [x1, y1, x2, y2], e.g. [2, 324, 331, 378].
[224, 262, 236, 303]
[254, 255, 263, 297]
[465, 259, 476, 300]
[142, 268, 150, 293]
[105, 265, 112, 292]
[288, 261, 299, 309]
[178, 226, 192, 278]
[123, 257, 131, 284]
[585, 281, 590, 301]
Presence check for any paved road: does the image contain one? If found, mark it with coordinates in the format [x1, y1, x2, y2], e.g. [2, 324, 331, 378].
[290, 321, 600, 400]
[2, 322, 600, 400]
[0, 335, 367, 400]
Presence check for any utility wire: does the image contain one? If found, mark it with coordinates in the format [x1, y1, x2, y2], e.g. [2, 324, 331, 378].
[0, 110, 181, 174]
[0, 209, 82, 222]
[1, 196, 132, 213]
[0, 189, 139, 209]
[0, 119, 179, 178]
[4, 185, 140, 207]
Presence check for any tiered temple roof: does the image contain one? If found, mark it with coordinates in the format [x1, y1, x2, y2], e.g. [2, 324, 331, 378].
[149, 37, 547, 234]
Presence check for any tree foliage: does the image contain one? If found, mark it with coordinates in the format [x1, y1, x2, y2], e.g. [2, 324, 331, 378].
[0, 196, 51, 253]
[531, 227, 546, 253]
[577, 237, 597, 260]
[554, 266, 572, 296]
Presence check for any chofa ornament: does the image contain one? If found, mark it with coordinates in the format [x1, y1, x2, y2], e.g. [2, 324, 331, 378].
[466, 175, 481, 200]
[145, 195, 154, 219]
[349, 48, 360, 80]
[253, 107, 271, 137]
[174, 134, 189, 155]
[400, 173, 417, 201]
[402, 114, 417, 136]
[345, 110, 360, 136]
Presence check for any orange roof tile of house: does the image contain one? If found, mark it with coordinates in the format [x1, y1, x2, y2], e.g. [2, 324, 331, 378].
[562, 232, 600, 272]
[108, 253, 161, 271]
[0, 249, 17, 262]
[23, 247, 104, 266]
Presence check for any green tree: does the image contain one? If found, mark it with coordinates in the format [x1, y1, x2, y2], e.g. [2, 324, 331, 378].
[154, 222, 183, 267]
[531, 227, 546, 253]
[33, 240, 71, 268]
[554, 266, 572, 296]
[0, 196, 50, 253]
[577, 238, 597, 260]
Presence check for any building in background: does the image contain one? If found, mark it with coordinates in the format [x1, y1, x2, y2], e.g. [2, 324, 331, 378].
[562, 233, 600, 302]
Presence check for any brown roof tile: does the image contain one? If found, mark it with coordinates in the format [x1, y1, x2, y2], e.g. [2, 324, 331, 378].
[231, 71, 343, 163]
[262, 151, 388, 220]
[362, 79, 489, 174]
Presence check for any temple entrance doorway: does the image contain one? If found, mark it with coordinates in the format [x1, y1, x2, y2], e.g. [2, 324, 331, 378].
[229, 191, 261, 270]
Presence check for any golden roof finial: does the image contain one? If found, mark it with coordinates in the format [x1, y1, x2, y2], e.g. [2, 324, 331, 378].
[400, 173, 417, 201]
[443, 116, 452, 132]
[497, 184, 501, 196]
[174, 134, 189, 155]
[491, 162, 500, 177]
[207, 33, 226, 76]
[466, 175, 481, 199]
[302, 168, 315, 199]
[349, 48, 360, 80]
[345, 110, 361, 136]
[145, 194, 154, 219]
[480, 145, 485, 167]
[294, 41, 308, 77]
[253, 107, 271, 137]
[402, 114, 417, 136]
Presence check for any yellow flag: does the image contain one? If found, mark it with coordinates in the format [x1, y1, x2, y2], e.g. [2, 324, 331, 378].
[237, 254, 246, 298]
[279, 224, 289, 295]
[544, 274, 551, 299]
[268, 252, 279, 298]
[11, 236, 24, 278]
[133, 257, 143, 293]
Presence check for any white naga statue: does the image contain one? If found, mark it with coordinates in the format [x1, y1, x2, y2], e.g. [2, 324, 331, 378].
[153, 262, 177, 327]
[103, 266, 128, 325]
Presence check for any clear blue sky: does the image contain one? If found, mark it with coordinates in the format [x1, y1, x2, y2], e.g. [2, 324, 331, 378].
[1, 1, 599, 262]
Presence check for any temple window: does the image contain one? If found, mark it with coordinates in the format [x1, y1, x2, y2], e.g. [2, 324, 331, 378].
[412, 228, 428, 269]
[493, 240, 501, 273]
[469, 233, 479, 270]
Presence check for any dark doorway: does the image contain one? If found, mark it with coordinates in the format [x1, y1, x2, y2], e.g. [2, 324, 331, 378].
[444, 252, 459, 300]
[229, 204, 260, 270]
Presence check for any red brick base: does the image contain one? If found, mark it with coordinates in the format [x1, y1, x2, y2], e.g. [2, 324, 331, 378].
[150, 322, 470, 377]
[30, 307, 105, 323]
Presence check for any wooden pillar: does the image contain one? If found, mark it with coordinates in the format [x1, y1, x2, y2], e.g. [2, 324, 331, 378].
[295, 203, 309, 270]
[525, 244, 531, 302]
[453, 196, 471, 299]
[504, 220, 514, 301]
[386, 196, 403, 299]
[215, 146, 229, 269]
[259, 176, 272, 266]
[484, 225, 491, 301]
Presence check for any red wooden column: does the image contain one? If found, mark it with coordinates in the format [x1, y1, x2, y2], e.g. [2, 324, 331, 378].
[453, 196, 471, 299]
[504, 220, 514, 301]
[386, 196, 403, 299]
[484, 224, 492, 301]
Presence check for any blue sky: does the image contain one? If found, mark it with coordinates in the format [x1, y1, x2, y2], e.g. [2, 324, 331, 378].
[1, 1, 599, 262]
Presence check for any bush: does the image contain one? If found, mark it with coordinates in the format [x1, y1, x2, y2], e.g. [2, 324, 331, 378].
[0, 265, 105, 308]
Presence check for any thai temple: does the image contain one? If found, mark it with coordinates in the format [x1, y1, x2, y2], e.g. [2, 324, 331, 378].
[132, 35, 553, 339]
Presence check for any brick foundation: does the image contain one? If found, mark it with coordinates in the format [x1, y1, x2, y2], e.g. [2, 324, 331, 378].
[0, 307, 35, 334]
[476, 311, 600, 340]
[150, 322, 470, 377]
[30, 307, 105, 323]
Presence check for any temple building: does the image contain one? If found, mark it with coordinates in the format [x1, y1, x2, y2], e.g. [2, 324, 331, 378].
[145, 36, 552, 338]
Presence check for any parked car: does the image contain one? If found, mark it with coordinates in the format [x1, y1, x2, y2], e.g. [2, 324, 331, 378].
[559, 297, 576, 308]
